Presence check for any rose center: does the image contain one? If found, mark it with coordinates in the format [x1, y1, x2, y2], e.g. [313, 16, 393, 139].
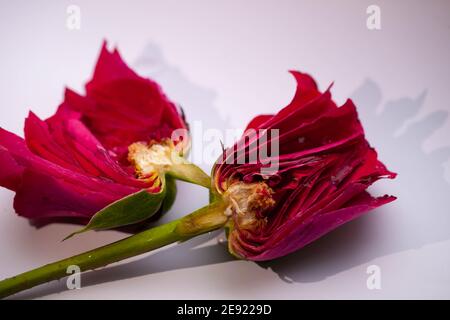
[223, 181, 275, 230]
[128, 140, 174, 179]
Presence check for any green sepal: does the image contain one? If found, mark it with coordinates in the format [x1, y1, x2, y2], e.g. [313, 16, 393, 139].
[162, 175, 177, 213]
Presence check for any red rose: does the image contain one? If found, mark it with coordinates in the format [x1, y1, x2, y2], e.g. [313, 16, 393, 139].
[213, 71, 396, 261]
[0, 42, 188, 225]
[0, 69, 399, 298]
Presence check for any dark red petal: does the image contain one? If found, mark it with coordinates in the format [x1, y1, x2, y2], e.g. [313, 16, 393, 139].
[85, 41, 139, 91]
[0, 125, 146, 219]
[265, 71, 327, 128]
[13, 169, 127, 220]
[73, 43, 187, 152]
[245, 115, 273, 131]
[1, 42, 184, 225]
[239, 194, 396, 261]
[217, 71, 397, 261]
[27, 110, 148, 188]
[25, 111, 82, 172]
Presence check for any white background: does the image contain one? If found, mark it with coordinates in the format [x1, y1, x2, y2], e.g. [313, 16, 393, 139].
[0, 0, 449, 299]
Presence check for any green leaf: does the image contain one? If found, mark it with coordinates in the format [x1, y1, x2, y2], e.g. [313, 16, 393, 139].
[63, 182, 166, 240]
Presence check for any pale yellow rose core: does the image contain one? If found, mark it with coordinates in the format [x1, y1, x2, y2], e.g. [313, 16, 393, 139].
[223, 181, 275, 230]
[128, 140, 174, 180]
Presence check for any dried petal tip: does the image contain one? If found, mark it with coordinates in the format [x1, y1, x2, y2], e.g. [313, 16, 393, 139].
[224, 182, 275, 230]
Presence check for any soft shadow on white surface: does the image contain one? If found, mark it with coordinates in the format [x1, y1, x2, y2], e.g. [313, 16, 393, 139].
[12, 230, 235, 300]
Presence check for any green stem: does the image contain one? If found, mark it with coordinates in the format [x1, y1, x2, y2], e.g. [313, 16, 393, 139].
[168, 162, 211, 189]
[0, 201, 228, 299]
